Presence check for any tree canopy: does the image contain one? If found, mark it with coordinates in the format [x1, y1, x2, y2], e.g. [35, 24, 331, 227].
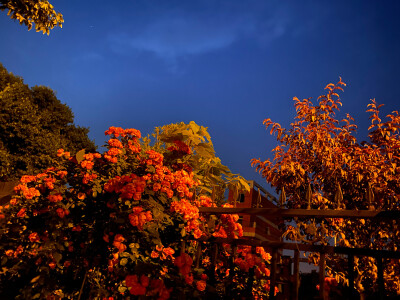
[252, 79, 400, 295]
[0, 0, 63, 34]
[0, 64, 96, 180]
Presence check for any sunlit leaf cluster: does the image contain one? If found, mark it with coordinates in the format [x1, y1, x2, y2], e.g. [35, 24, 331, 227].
[0, 0, 63, 34]
[252, 79, 400, 295]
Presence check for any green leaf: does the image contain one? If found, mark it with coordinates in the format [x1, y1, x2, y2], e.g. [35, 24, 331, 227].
[75, 149, 85, 164]
[53, 252, 62, 263]
[30, 275, 40, 283]
[120, 258, 128, 266]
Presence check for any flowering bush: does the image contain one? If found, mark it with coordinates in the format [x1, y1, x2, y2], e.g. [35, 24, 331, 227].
[0, 122, 272, 299]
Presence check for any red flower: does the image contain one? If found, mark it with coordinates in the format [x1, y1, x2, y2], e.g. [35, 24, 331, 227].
[196, 280, 206, 292]
[113, 234, 126, 252]
[49, 261, 56, 269]
[125, 275, 147, 296]
[17, 208, 26, 218]
[28, 232, 40, 242]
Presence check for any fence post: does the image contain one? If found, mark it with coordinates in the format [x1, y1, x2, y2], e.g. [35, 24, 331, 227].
[209, 243, 218, 286]
[348, 254, 355, 298]
[319, 252, 326, 300]
[306, 184, 312, 209]
[377, 256, 384, 300]
[226, 244, 237, 299]
[293, 249, 300, 300]
[195, 242, 202, 268]
[269, 248, 278, 299]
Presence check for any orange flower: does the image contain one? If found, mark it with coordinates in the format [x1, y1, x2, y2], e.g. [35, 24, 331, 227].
[49, 261, 56, 269]
[56, 208, 67, 218]
[28, 232, 40, 242]
[48, 194, 62, 203]
[129, 207, 152, 230]
[81, 160, 94, 170]
[196, 280, 206, 291]
[57, 170, 67, 178]
[108, 139, 123, 148]
[23, 187, 40, 199]
[57, 149, 64, 157]
[72, 225, 82, 232]
[174, 253, 193, 277]
[163, 247, 175, 258]
[185, 273, 193, 285]
[20, 175, 36, 183]
[17, 208, 26, 218]
[113, 234, 126, 252]
[125, 274, 147, 296]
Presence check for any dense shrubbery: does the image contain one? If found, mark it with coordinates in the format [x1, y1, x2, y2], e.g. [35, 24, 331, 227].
[0, 122, 275, 299]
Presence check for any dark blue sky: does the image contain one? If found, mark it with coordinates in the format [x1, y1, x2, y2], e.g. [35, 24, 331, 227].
[1, 0, 399, 189]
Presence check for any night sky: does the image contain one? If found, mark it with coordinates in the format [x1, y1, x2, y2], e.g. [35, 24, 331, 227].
[1, 0, 399, 191]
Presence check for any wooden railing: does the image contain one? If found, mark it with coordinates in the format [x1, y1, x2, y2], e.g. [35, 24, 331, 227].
[198, 206, 400, 299]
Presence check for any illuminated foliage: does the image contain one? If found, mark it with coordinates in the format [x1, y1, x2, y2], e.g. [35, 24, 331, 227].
[252, 79, 400, 294]
[0, 123, 275, 299]
[0, 0, 63, 34]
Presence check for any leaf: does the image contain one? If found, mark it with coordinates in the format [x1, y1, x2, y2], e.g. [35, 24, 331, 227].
[30, 275, 40, 283]
[75, 149, 85, 164]
[120, 258, 128, 266]
[53, 252, 62, 263]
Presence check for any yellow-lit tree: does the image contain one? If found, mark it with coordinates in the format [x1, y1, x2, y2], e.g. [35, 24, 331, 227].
[252, 79, 400, 295]
[0, 0, 63, 34]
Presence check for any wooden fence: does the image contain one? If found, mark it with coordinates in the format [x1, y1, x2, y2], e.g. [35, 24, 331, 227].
[196, 205, 400, 299]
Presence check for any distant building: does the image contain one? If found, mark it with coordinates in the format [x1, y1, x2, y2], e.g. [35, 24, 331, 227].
[227, 180, 282, 243]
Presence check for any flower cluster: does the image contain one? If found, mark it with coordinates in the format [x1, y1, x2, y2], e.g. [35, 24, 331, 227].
[151, 244, 175, 260]
[104, 174, 146, 201]
[125, 275, 171, 299]
[113, 234, 126, 253]
[174, 253, 193, 284]
[213, 204, 243, 239]
[129, 207, 152, 230]
[170, 199, 202, 239]
[0, 124, 261, 299]
[80, 152, 101, 170]
[167, 140, 191, 154]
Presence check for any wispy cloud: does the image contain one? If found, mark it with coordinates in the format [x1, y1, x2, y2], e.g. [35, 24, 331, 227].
[108, 2, 290, 60]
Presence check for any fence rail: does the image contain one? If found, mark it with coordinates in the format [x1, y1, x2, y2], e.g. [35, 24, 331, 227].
[199, 207, 400, 219]
[198, 206, 400, 299]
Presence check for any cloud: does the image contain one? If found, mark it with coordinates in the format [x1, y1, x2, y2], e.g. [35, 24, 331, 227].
[108, 3, 289, 60]
[128, 18, 240, 57]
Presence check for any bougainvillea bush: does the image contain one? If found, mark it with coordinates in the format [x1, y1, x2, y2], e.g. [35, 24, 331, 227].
[0, 122, 273, 299]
